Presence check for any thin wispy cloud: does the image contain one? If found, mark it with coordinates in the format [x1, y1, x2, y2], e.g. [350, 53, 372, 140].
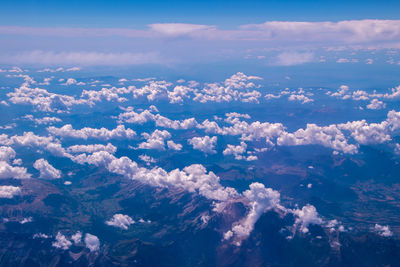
[1, 20, 400, 66]
[275, 52, 315, 66]
[1, 20, 400, 45]
[0, 51, 163, 66]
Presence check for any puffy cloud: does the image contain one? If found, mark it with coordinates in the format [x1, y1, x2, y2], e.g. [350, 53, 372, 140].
[52, 232, 72, 250]
[132, 80, 171, 101]
[3, 132, 53, 147]
[114, 73, 261, 106]
[33, 233, 50, 239]
[0, 132, 68, 157]
[117, 106, 157, 124]
[280, 110, 397, 152]
[168, 85, 196, 103]
[338, 120, 391, 145]
[374, 224, 393, 237]
[0, 185, 21, 198]
[264, 93, 282, 100]
[13, 159, 22, 165]
[48, 124, 136, 140]
[246, 155, 258, 161]
[366, 99, 386, 110]
[379, 86, 400, 99]
[84, 233, 100, 252]
[71, 231, 82, 244]
[226, 183, 282, 244]
[328, 85, 400, 102]
[0, 161, 31, 179]
[62, 78, 78, 86]
[188, 136, 217, 154]
[8, 109, 400, 158]
[167, 140, 183, 151]
[288, 94, 314, 104]
[6, 75, 87, 112]
[138, 129, 171, 150]
[225, 112, 251, 122]
[193, 73, 261, 104]
[291, 204, 323, 233]
[155, 115, 198, 130]
[387, 110, 400, 131]
[199, 119, 285, 145]
[0, 146, 16, 162]
[37, 67, 81, 73]
[81, 86, 134, 105]
[326, 219, 345, 233]
[67, 143, 117, 154]
[106, 214, 135, 230]
[71, 151, 238, 202]
[329, 85, 350, 98]
[34, 117, 62, 125]
[138, 154, 156, 165]
[71, 150, 324, 244]
[117, 106, 204, 131]
[277, 123, 358, 154]
[223, 142, 248, 160]
[33, 159, 61, 179]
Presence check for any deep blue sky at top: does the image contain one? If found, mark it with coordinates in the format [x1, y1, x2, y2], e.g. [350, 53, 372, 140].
[1, 0, 400, 27]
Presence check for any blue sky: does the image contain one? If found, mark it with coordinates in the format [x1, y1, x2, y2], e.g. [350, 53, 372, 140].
[1, 0, 400, 27]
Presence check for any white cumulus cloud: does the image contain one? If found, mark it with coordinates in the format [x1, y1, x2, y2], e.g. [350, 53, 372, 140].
[33, 159, 61, 179]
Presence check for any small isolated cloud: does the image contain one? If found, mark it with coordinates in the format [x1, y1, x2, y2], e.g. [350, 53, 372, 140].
[20, 217, 33, 224]
[0, 51, 162, 66]
[374, 224, 393, 237]
[395, 144, 400, 155]
[337, 58, 358, 63]
[292, 204, 323, 233]
[52, 232, 72, 250]
[275, 52, 314, 66]
[223, 141, 248, 160]
[188, 136, 217, 154]
[337, 58, 350, 63]
[288, 94, 314, 104]
[367, 99, 386, 110]
[84, 233, 100, 252]
[0, 185, 21, 198]
[139, 154, 156, 166]
[0, 146, 16, 162]
[167, 140, 182, 151]
[71, 231, 82, 244]
[138, 129, 171, 150]
[106, 214, 135, 230]
[33, 159, 61, 179]
[62, 78, 84, 86]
